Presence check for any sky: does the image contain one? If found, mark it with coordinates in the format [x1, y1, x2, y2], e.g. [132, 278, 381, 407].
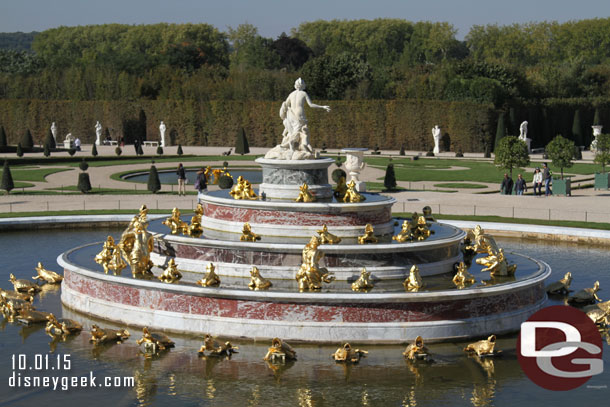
[1, 0, 610, 39]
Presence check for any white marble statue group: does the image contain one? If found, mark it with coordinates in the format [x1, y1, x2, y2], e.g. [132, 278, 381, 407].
[265, 78, 331, 160]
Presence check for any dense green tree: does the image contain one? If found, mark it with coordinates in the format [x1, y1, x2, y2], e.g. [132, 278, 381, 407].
[21, 129, 33, 149]
[546, 135, 575, 179]
[16, 143, 23, 157]
[43, 143, 50, 157]
[301, 52, 372, 99]
[91, 143, 98, 157]
[594, 134, 610, 172]
[1, 160, 14, 193]
[271, 33, 313, 70]
[494, 136, 530, 177]
[44, 128, 55, 149]
[147, 165, 161, 193]
[383, 164, 397, 190]
[228, 24, 279, 70]
[0, 126, 7, 147]
[235, 128, 250, 155]
[177, 144, 183, 156]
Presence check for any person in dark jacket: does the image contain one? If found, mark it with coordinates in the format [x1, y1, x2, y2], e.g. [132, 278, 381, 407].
[500, 173, 513, 195]
[514, 174, 527, 195]
[177, 163, 186, 196]
[195, 167, 207, 194]
[543, 163, 552, 196]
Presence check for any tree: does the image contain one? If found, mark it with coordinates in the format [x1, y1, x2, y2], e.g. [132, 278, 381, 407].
[493, 136, 530, 177]
[235, 128, 250, 155]
[136, 143, 144, 156]
[494, 112, 506, 151]
[301, 52, 372, 99]
[77, 159, 91, 193]
[1, 160, 14, 193]
[571, 109, 584, 147]
[0, 126, 6, 147]
[594, 134, 610, 173]
[44, 128, 56, 149]
[43, 143, 50, 157]
[16, 143, 23, 157]
[384, 164, 397, 190]
[21, 129, 33, 149]
[156, 145, 163, 155]
[177, 144, 183, 156]
[91, 143, 98, 157]
[546, 135, 575, 179]
[271, 33, 313, 70]
[147, 164, 161, 193]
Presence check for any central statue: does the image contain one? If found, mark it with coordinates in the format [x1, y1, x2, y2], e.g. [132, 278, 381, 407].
[264, 78, 331, 160]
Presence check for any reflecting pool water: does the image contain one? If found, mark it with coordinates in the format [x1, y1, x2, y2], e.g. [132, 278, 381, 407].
[1, 228, 609, 406]
[123, 169, 263, 185]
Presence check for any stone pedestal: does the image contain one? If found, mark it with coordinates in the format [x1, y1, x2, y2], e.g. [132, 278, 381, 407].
[525, 138, 531, 153]
[341, 148, 368, 192]
[256, 158, 334, 200]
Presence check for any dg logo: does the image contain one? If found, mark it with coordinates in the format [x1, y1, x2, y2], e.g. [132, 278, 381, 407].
[517, 305, 604, 391]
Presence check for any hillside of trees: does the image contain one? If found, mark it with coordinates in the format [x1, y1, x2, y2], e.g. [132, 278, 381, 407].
[0, 19, 609, 150]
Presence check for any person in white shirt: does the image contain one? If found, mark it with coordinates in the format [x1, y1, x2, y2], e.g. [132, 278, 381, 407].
[533, 168, 543, 196]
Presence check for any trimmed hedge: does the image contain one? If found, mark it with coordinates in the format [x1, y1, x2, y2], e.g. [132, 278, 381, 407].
[0, 99, 496, 152]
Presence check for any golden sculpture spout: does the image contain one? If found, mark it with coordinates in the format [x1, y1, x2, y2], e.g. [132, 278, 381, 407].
[295, 183, 316, 202]
[89, 324, 130, 345]
[240, 222, 261, 242]
[404, 265, 424, 292]
[9, 273, 41, 294]
[351, 267, 374, 292]
[452, 261, 476, 289]
[230, 176, 258, 200]
[392, 220, 413, 243]
[263, 337, 296, 362]
[296, 236, 335, 292]
[162, 207, 189, 235]
[403, 336, 430, 361]
[198, 334, 239, 357]
[248, 266, 272, 291]
[158, 258, 182, 283]
[358, 224, 378, 244]
[197, 263, 221, 287]
[343, 180, 365, 203]
[317, 224, 341, 244]
[332, 343, 368, 363]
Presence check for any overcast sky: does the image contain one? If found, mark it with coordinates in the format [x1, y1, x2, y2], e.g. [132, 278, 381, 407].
[2, 0, 610, 39]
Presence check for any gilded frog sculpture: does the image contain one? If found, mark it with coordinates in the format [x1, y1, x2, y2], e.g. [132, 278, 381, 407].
[95, 236, 116, 274]
[240, 222, 261, 242]
[403, 265, 424, 292]
[317, 224, 341, 244]
[186, 203, 204, 238]
[119, 219, 155, 277]
[162, 207, 188, 235]
[197, 263, 221, 287]
[480, 248, 517, 276]
[158, 258, 182, 283]
[392, 220, 413, 243]
[413, 216, 433, 241]
[464, 335, 499, 357]
[343, 180, 365, 203]
[334, 176, 347, 201]
[351, 267, 374, 292]
[358, 224, 378, 244]
[248, 266, 272, 291]
[295, 183, 316, 202]
[452, 261, 476, 289]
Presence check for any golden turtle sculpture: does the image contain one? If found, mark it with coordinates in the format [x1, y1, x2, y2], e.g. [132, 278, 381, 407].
[403, 336, 430, 361]
[89, 324, 130, 345]
[136, 327, 175, 351]
[9, 274, 41, 294]
[464, 335, 500, 357]
[0, 288, 33, 303]
[568, 281, 601, 304]
[33, 262, 63, 284]
[197, 334, 239, 357]
[546, 272, 573, 295]
[331, 343, 368, 363]
[45, 313, 83, 336]
[263, 337, 297, 362]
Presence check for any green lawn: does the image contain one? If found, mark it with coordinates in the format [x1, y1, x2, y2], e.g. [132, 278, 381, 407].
[366, 157, 600, 183]
[0, 167, 72, 182]
[45, 186, 199, 195]
[74, 155, 261, 168]
[433, 182, 488, 189]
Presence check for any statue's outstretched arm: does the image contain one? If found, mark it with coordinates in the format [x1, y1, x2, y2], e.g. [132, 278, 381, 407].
[305, 93, 330, 112]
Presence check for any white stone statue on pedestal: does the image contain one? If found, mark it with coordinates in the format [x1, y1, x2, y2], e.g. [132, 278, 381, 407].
[519, 121, 531, 152]
[159, 121, 167, 147]
[50, 122, 58, 145]
[95, 121, 102, 146]
[591, 125, 603, 151]
[432, 125, 441, 154]
[265, 78, 330, 160]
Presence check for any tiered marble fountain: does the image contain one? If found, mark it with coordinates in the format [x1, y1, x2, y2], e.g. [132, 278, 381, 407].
[59, 78, 550, 343]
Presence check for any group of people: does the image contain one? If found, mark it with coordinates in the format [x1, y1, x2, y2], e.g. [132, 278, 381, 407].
[500, 163, 553, 196]
[176, 163, 208, 196]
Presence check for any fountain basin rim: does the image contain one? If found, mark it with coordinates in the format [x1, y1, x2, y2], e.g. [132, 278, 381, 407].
[58, 246, 550, 304]
[255, 157, 335, 169]
[199, 190, 396, 211]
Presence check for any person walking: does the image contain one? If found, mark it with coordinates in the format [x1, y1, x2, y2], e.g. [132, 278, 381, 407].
[500, 173, 513, 195]
[195, 167, 208, 195]
[543, 163, 552, 196]
[514, 174, 527, 195]
[533, 168, 543, 196]
[177, 163, 186, 196]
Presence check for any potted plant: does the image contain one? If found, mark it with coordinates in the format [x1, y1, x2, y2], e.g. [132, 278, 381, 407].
[545, 135, 574, 196]
[594, 133, 610, 190]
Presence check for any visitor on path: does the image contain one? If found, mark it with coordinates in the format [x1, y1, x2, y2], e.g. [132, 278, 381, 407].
[543, 163, 552, 196]
[177, 163, 187, 196]
[500, 173, 513, 195]
[195, 167, 208, 194]
[533, 168, 543, 196]
[74, 137, 81, 151]
[514, 174, 527, 195]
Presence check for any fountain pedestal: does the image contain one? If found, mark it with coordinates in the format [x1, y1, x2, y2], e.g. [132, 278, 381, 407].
[256, 158, 334, 200]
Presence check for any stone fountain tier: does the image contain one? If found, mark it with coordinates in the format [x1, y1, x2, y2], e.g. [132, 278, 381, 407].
[255, 157, 335, 200]
[59, 245, 551, 344]
[197, 191, 396, 243]
[149, 223, 465, 286]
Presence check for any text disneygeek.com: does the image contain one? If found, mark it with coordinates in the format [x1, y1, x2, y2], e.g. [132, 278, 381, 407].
[8, 354, 134, 391]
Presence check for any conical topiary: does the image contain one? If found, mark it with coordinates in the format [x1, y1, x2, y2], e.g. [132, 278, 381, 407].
[0, 126, 7, 147]
[399, 145, 405, 156]
[16, 143, 23, 157]
[156, 145, 163, 155]
[68, 148, 76, 156]
[1, 160, 15, 194]
[136, 143, 144, 156]
[21, 129, 34, 149]
[494, 112, 506, 151]
[571, 109, 583, 147]
[147, 165, 161, 193]
[77, 159, 91, 193]
[115, 146, 122, 156]
[91, 143, 98, 157]
[43, 143, 51, 157]
[177, 144, 183, 156]
[593, 108, 602, 126]
[384, 164, 397, 191]
[235, 128, 250, 155]
[45, 128, 56, 149]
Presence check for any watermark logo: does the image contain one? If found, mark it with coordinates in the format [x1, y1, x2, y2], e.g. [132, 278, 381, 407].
[517, 305, 603, 391]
